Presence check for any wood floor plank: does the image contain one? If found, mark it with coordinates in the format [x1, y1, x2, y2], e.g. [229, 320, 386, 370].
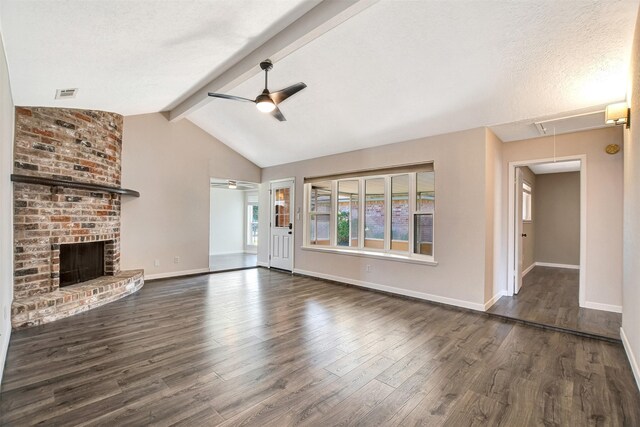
[487, 266, 621, 340]
[0, 268, 638, 426]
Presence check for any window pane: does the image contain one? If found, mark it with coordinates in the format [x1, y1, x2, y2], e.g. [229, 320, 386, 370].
[274, 187, 290, 228]
[414, 214, 433, 256]
[310, 213, 330, 245]
[523, 192, 532, 221]
[338, 180, 359, 247]
[365, 178, 385, 249]
[247, 204, 258, 246]
[391, 175, 409, 251]
[416, 172, 435, 213]
[309, 181, 332, 245]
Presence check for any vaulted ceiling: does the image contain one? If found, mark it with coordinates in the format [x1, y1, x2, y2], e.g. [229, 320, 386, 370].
[1, 0, 638, 167]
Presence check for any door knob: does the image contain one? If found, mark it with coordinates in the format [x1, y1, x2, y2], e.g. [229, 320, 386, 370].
[521, 233, 527, 237]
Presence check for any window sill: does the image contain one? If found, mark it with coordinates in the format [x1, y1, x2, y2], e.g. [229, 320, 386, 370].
[301, 246, 438, 266]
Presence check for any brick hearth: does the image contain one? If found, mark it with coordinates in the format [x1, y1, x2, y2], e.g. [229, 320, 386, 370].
[11, 106, 143, 328]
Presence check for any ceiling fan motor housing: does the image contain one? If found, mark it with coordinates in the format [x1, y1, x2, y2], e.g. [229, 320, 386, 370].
[260, 59, 273, 71]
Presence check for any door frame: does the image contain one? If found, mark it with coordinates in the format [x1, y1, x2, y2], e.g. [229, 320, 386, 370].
[514, 167, 524, 294]
[507, 155, 587, 307]
[269, 177, 295, 270]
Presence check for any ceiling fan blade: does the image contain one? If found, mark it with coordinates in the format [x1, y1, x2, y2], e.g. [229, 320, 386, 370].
[208, 92, 255, 103]
[269, 82, 307, 104]
[270, 106, 286, 122]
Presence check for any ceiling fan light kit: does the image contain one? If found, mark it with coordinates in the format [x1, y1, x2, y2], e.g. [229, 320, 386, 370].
[207, 58, 306, 121]
[256, 91, 276, 113]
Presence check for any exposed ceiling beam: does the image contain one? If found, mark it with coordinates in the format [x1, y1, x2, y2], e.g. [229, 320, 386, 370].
[168, 0, 378, 122]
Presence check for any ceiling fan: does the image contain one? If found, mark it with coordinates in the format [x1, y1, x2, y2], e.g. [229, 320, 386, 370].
[207, 59, 307, 122]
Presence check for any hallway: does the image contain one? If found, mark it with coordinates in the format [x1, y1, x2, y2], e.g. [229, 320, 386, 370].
[488, 266, 621, 341]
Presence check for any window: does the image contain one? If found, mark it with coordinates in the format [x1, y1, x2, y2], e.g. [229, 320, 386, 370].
[246, 203, 259, 246]
[309, 182, 331, 245]
[274, 187, 291, 228]
[391, 175, 409, 251]
[304, 164, 435, 262]
[414, 172, 434, 256]
[365, 178, 385, 249]
[337, 180, 359, 247]
[523, 181, 532, 222]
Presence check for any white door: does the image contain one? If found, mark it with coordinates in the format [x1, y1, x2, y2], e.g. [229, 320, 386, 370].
[514, 168, 524, 294]
[270, 180, 294, 271]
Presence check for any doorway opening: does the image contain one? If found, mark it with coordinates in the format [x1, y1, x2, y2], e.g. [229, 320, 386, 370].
[490, 156, 621, 341]
[209, 178, 259, 272]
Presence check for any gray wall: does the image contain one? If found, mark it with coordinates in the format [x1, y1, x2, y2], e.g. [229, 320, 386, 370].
[534, 172, 580, 266]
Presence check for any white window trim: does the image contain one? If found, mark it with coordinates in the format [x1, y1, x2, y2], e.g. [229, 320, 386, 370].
[303, 171, 436, 264]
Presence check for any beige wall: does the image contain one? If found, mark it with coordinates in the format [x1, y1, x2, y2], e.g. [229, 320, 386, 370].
[520, 166, 536, 271]
[0, 30, 14, 382]
[120, 113, 260, 279]
[534, 172, 580, 266]
[502, 127, 623, 309]
[260, 127, 495, 309]
[209, 188, 244, 255]
[622, 7, 640, 389]
[485, 129, 504, 302]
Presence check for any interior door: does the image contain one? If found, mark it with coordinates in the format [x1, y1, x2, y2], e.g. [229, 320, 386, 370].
[270, 180, 294, 271]
[514, 168, 524, 294]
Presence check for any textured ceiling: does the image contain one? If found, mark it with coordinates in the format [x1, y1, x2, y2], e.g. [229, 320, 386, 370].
[1, 0, 638, 167]
[528, 160, 581, 175]
[0, 0, 320, 115]
[188, 0, 639, 167]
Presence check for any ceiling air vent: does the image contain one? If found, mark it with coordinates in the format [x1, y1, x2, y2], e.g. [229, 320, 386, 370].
[55, 88, 78, 100]
[533, 110, 605, 136]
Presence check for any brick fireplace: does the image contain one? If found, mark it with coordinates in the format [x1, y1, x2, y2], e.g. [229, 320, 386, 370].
[11, 107, 143, 329]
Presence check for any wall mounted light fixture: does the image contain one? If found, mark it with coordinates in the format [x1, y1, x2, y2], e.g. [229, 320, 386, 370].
[605, 102, 630, 128]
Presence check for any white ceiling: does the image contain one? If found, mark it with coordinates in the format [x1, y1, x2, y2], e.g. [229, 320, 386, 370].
[0, 0, 320, 115]
[187, 0, 639, 167]
[1, 0, 638, 168]
[528, 160, 581, 175]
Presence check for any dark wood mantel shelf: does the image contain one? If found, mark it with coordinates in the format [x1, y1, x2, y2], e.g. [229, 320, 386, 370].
[11, 174, 140, 197]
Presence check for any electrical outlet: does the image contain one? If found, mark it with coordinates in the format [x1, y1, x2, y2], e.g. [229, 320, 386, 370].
[154, 259, 160, 267]
[174, 256, 180, 264]
[366, 265, 372, 272]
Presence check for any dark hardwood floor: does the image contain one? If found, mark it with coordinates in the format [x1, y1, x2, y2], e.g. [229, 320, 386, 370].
[1, 268, 638, 426]
[487, 266, 622, 341]
[209, 253, 258, 272]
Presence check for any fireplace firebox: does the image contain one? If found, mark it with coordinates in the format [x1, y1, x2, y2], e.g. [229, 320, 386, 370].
[60, 241, 105, 287]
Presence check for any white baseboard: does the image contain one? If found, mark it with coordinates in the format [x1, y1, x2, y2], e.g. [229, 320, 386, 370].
[484, 290, 508, 311]
[257, 261, 269, 268]
[583, 301, 623, 313]
[293, 268, 486, 312]
[145, 268, 210, 280]
[0, 315, 11, 385]
[522, 263, 536, 277]
[621, 327, 640, 392]
[535, 262, 580, 270]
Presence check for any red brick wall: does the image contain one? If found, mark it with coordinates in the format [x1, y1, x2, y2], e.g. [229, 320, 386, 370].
[13, 107, 123, 299]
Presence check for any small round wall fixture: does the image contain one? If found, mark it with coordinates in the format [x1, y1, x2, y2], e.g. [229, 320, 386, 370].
[605, 144, 621, 155]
